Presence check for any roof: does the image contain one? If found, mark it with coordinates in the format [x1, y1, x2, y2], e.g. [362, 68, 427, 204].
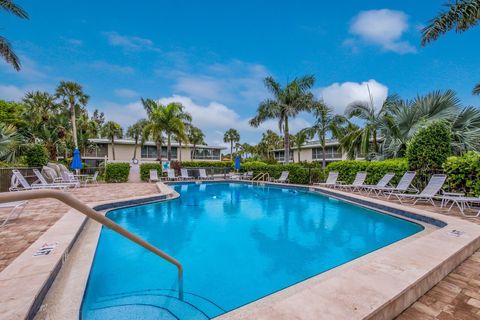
[88, 138, 225, 149]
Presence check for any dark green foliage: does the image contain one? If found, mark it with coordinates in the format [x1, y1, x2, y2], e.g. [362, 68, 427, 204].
[240, 162, 326, 184]
[140, 163, 163, 181]
[25, 144, 48, 167]
[326, 159, 409, 185]
[443, 152, 480, 196]
[406, 122, 452, 173]
[181, 161, 233, 168]
[105, 163, 130, 183]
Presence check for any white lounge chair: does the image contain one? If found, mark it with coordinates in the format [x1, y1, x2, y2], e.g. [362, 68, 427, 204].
[440, 195, 480, 217]
[337, 172, 367, 191]
[33, 169, 79, 189]
[369, 171, 418, 197]
[361, 172, 395, 194]
[314, 171, 339, 187]
[0, 201, 28, 228]
[84, 171, 99, 187]
[227, 172, 241, 180]
[180, 169, 194, 180]
[61, 170, 80, 185]
[273, 171, 289, 183]
[390, 174, 447, 206]
[199, 169, 213, 180]
[9, 170, 63, 191]
[149, 169, 159, 182]
[242, 171, 254, 180]
[164, 169, 178, 181]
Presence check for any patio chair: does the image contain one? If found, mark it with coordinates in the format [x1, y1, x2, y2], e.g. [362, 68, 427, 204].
[242, 171, 254, 180]
[61, 170, 80, 184]
[9, 170, 62, 191]
[180, 169, 194, 180]
[0, 201, 28, 228]
[46, 163, 63, 182]
[390, 174, 447, 206]
[439, 195, 480, 217]
[33, 169, 79, 189]
[369, 171, 418, 197]
[337, 172, 367, 191]
[313, 171, 339, 187]
[84, 171, 99, 187]
[165, 169, 178, 181]
[227, 172, 241, 180]
[149, 169, 159, 182]
[273, 171, 289, 183]
[361, 172, 395, 194]
[199, 169, 213, 180]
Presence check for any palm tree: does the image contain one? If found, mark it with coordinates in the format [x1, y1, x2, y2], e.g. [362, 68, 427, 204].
[292, 130, 309, 162]
[0, 123, 23, 162]
[161, 103, 191, 161]
[127, 119, 147, 160]
[101, 121, 123, 160]
[249, 75, 315, 164]
[450, 106, 480, 153]
[22, 91, 59, 142]
[188, 126, 205, 160]
[256, 130, 283, 161]
[0, 0, 29, 71]
[474, 83, 480, 95]
[421, 0, 480, 46]
[55, 81, 89, 150]
[307, 100, 346, 168]
[142, 102, 166, 164]
[223, 128, 240, 159]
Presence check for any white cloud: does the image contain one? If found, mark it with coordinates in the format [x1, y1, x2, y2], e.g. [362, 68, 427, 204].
[0, 85, 24, 101]
[114, 88, 139, 98]
[103, 31, 160, 52]
[348, 9, 416, 54]
[89, 61, 135, 74]
[0, 55, 48, 80]
[317, 79, 389, 114]
[99, 101, 146, 128]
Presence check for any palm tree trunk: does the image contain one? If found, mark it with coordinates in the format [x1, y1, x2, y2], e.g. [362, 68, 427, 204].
[70, 101, 78, 149]
[321, 135, 326, 169]
[284, 117, 290, 164]
[167, 134, 172, 161]
[230, 141, 233, 160]
[192, 143, 196, 160]
[297, 148, 301, 163]
[156, 141, 163, 166]
[111, 137, 116, 160]
[179, 140, 182, 162]
[133, 137, 138, 160]
[373, 130, 378, 153]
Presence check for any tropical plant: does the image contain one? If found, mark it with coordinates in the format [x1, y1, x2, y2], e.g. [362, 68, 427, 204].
[249, 75, 315, 164]
[223, 128, 240, 159]
[256, 130, 283, 161]
[474, 83, 480, 95]
[55, 81, 89, 150]
[187, 126, 206, 160]
[0, 0, 29, 70]
[142, 101, 165, 164]
[25, 144, 49, 167]
[421, 0, 480, 46]
[0, 123, 23, 162]
[101, 121, 123, 160]
[22, 91, 59, 142]
[127, 119, 147, 160]
[307, 100, 346, 168]
[160, 103, 191, 161]
[292, 129, 309, 162]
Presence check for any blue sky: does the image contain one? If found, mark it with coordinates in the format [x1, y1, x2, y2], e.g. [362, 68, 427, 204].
[1, 0, 479, 146]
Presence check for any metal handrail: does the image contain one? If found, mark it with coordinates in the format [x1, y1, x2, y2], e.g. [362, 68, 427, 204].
[0, 189, 184, 300]
[252, 172, 270, 184]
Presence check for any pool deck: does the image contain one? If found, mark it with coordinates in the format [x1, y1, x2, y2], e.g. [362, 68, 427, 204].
[1, 181, 480, 319]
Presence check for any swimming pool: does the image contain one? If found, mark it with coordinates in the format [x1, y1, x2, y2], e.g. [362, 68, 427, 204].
[81, 182, 423, 320]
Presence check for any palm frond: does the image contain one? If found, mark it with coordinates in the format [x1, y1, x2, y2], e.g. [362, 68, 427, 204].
[0, 0, 29, 19]
[473, 82, 480, 95]
[0, 36, 20, 71]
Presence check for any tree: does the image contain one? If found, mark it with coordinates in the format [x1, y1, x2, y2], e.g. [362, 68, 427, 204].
[250, 75, 315, 164]
[22, 91, 59, 142]
[0, 124, 23, 162]
[223, 128, 240, 159]
[142, 102, 165, 164]
[188, 126, 205, 160]
[55, 81, 89, 150]
[256, 130, 283, 161]
[421, 0, 480, 46]
[307, 100, 346, 168]
[102, 121, 123, 160]
[127, 119, 147, 160]
[474, 83, 480, 95]
[0, 0, 29, 71]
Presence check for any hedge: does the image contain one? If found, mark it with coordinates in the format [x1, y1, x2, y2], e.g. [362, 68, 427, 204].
[326, 159, 409, 185]
[105, 163, 130, 183]
[181, 161, 233, 168]
[239, 163, 326, 184]
[443, 152, 480, 196]
[140, 163, 163, 182]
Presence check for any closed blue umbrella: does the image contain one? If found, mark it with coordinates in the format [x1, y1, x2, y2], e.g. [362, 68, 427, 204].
[234, 155, 241, 170]
[71, 148, 83, 170]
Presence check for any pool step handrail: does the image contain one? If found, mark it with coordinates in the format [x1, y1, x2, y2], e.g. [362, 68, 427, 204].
[252, 172, 270, 184]
[0, 189, 184, 300]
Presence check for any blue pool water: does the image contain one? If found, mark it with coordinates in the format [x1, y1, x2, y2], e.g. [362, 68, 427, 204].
[81, 182, 423, 320]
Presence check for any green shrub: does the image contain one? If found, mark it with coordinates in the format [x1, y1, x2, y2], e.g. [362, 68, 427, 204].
[105, 163, 130, 183]
[443, 152, 480, 196]
[181, 161, 233, 168]
[25, 144, 48, 167]
[140, 163, 163, 181]
[406, 122, 452, 173]
[326, 159, 408, 185]
[240, 163, 325, 184]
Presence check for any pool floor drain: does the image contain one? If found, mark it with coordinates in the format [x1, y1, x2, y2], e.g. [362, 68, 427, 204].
[448, 229, 465, 237]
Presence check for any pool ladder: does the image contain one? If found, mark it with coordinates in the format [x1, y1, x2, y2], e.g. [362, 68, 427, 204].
[251, 172, 270, 184]
[0, 190, 184, 300]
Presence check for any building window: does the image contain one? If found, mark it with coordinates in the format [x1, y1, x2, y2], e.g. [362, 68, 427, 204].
[312, 146, 342, 160]
[141, 146, 178, 159]
[273, 150, 293, 162]
[192, 148, 220, 160]
[84, 143, 108, 158]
